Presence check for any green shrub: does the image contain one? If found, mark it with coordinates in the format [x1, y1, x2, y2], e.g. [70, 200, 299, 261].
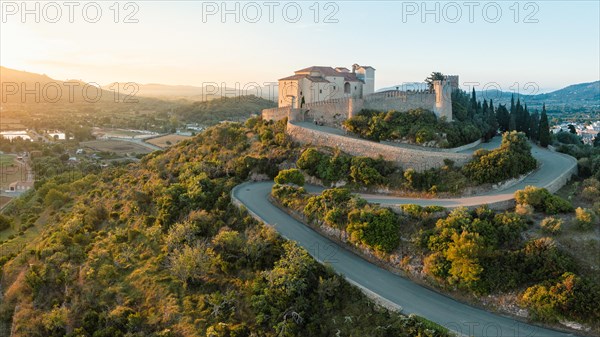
[349, 157, 387, 186]
[271, 184, 307, 209]
[575, 207, 597, 230]
[520, 272, 600, 323]
[515, 204, 534, 216]
[543, 195, 574, 214]
[514, 186, 573, 214]
[540, 217, 562, 234]
[515, 186, 550, 208]
[296, 148, 324, 176]
[415, 127, 436, 144]
[581, 178, 600, 201]
[401, 204, 424, 218]
[0, 214, 12, 231]
[296, 148, 391, 186]
[424, 205, 446, 213]
[347, 206, 400, 253]
[463, 132, 537, 184]
[274, 168, 305, 186]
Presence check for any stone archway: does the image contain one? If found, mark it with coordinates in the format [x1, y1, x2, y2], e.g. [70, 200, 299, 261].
[344, 82, 351, 94]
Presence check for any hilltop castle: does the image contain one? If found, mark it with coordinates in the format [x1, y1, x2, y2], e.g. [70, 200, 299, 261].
[263, 64, 458, 126]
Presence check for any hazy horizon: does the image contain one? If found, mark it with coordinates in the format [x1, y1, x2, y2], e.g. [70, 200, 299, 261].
[2, 1, 599, 94]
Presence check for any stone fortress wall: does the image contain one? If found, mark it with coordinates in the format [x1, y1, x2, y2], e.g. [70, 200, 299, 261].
[264, 79, 454, 127]
[286, 122, 471, 172]
[261, 106, 290, 121]
[262, 78, 459, 171]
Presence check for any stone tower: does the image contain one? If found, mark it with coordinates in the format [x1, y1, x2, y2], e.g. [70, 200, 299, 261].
[445, 75, 459, 91]
[354, 65, 376, 96]
[433, 80, 453, 121]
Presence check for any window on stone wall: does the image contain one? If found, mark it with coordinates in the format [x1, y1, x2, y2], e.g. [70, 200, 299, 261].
[344, 82, 350, 94]
[319, 89, 322, 94]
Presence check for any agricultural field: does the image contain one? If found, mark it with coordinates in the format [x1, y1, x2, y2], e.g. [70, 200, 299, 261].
[80, 140, 153, 156]
[92, 127, 158, 139]
[145, 134, 191, 148]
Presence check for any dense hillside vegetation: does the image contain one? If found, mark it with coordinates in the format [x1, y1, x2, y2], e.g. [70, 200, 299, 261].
[272, 183, 600, 328]
[174, 96, 276, 125]
[0, 119, 450, 337]
[294, 131, 536, 194]
[343, 89, 499, 148]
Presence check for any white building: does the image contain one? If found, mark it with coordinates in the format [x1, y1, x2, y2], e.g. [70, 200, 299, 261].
[277, 64, 375, 108]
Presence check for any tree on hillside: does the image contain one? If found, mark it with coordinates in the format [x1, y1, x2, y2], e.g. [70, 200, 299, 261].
[523, 104, 531, 137]
[568, 124, 577, 134]
[496, 104, 510, 132]
[539, 104, 551, 148]
[469, 89, 478, 119]
[509, 95, 516, 129]
[515, 99, 530, 136]
[529, 111, 540, 142]
[446, 231, 484, 287]
[482, 99, 498, 140]
[425, 72, 445, 91]
[509, 114, 517, 132]
[594, 132, 600, 147]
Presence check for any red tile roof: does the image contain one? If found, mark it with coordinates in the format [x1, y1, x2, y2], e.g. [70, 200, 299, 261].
[278, 74, 330, 83]
[282, 66, 363, 83]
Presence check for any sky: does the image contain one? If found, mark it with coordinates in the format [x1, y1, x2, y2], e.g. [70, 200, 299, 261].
[1, 0, 599, 93]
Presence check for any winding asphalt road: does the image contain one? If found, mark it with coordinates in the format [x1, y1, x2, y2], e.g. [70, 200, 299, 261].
[234, 182, 578, 337]
[232, 135, 579, 337]
[357, 143, 577, 209]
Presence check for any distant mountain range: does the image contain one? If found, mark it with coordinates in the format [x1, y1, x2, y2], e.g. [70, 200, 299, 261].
[0, 66, 150, 104]
[101, 82, 276, 102]
[0, 67, 276, 104]
[2, 66, 597, 112]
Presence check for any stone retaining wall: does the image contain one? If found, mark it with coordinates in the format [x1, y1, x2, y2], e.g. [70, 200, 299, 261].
[262, 107, 290, 121]
[543, 151, 578, 193]
[287, 122, 471, 172]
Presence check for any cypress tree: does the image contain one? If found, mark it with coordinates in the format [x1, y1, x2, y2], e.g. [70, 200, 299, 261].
[496, 104, 510, 132]
[523, 104, 530, 137]
[510, 95, 515, 116]
[483, 99, 498, 139]
[509, 114, 517, 131]
[509, 95, 516, 131]
[469, 88, 477, 118]
[515, 98, 523, 132]
[539, 104, 551, 147]
[529, 111, 540, 141]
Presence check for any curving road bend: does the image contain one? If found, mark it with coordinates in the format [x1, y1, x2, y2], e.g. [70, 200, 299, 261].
[233, 182, 578, 337]
[232, 141, 579, 337]
[355, 144, 577, 209]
